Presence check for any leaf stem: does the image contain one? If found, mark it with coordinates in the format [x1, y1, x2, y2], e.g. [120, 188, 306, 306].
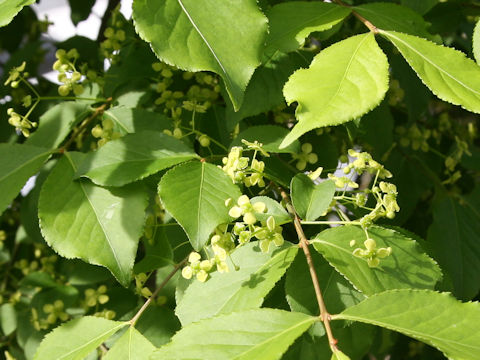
[278, 187, 339, 352]
[58, 97, 112, 153]
[129, 257, 187, 327]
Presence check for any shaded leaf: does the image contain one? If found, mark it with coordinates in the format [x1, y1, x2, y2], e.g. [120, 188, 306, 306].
[264, 2, 351, 56]
[176, 241, 298, 325]
[381, 30, 480, 114]
[77, 131, 197, 186]
[0, 143, 51, 215]
[354, 3, 434, 40]
[39, 152, 147, 286]
[26, 102, 91, 150]
[104, 327, 155, 360]
[291, 175, 336, 221]
[132, 0, 268, 110]
[158, 161, 241, 250]
[152, 309, 315, 360]
[281, 33, 389, 148]
[427, 191, 480, 300]
[312, 226, 442, 295]
[335, 289, 480, 360]
[136, 306, 181, 347]
[67, 0, 95, 25]
[103, 107, 172, 135]
[0, 303, 17, 336]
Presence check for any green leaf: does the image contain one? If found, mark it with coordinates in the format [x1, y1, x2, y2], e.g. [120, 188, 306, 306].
[473, 20, 480, 64]
[334, 289, 480, 360]
[264, 2, 351, 56]
[427, 191, 480, 300]
[354, 3, 434, 40]
[67, 0, 95, 25]
[158, 161, 241, 250]
[33, 316, 127, 360]
[132, 0, 268, 110]
[281, 33, 389, 148]
[291, 175, 335, 221]
[26, 102, 91, 150]
[401, 0, 438, 15]
[104, 327, 155, 360]
[225, 51, 312, 124]
[136, 306, 181, 347]
[103, 107, 172, 135]
[0, 143, 51, 215]
[331, 350, 351, 360]
[176, 241, 298, 325]
[133, 226, 173, 274]
[76, 131, 198, 187]
[286, 248, 364, 317]
[38, 152, 147, 286]
[251, 196, 291, 225]
[0, 303, 17, 336]
[231, 125, 300, 154]
[381, 30, 480, 114]
[0, 0, 35, 27]
[152, 309, 315, 360]
[312, 226, 442, 295]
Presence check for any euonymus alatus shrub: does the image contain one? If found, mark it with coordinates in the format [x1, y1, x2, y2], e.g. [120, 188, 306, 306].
[1, 0, 480, 359]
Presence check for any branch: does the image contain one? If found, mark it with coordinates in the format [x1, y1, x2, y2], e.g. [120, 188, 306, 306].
[278, 187, 339, 352]
[129, 258, 187, 327]
[332, 0, 378, 33]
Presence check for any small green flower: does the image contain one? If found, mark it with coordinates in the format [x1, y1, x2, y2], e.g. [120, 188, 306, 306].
[228, 195, 266, 225]
[292, 143, 318, 170]
[254, 216, 284, 253]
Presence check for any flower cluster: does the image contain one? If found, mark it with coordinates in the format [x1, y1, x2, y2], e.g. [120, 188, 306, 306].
[32, 300, 69, 330]
[343, 149, 392, 178]
[4, 61, 27, 88]
[351, 238, 392, 268]
[291, 143, 318, 170]
[7, 107, 37, 137]
[396, 124, 431, 152]
[221, 146, 266, 188]
[360, 181, 400, 227]
[91, 118, 122, 147]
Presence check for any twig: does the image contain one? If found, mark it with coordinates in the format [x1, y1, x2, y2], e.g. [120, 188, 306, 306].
[278, 187, 339, 352]
[129, 258, 187, 327]
[332, 0, 378, 33]
[58, 98, 112, 153]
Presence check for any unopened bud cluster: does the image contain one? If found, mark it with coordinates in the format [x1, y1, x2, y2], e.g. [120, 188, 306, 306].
[91, 118, 121, 147]
[53, 49, 84, 96]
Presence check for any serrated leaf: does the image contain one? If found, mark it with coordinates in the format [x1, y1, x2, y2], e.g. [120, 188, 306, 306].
[281, 33, 389, 148]
[0, 143, 51, 215]
[291, 175, 336, 221]
[264, 2, 351, 56]
[104, 327, 155, 360]
[132, 0, 268, 110]
[334, 289, 480, 360]
[158, 161, 241, 250]
[33, 316, 127, 360]
[251, 196, 291, 225]
[312, 226, 442, 295]
[26, 102, 91, 150]
[103, 107, 172, 135]
[76, 131, 197, 187]
[152, 309, 315, 360]
[158, 161, 241, 251]
[0, 0, 35, 27]
[427, 191, 480, 300]
[176, 242, 298, 325]
[473, 20, 480, 64]
[381, 30, 480, 114]
[231, 125, 300, 154]
[354, 3, 434, 40]
[38, 152, 147, 286]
